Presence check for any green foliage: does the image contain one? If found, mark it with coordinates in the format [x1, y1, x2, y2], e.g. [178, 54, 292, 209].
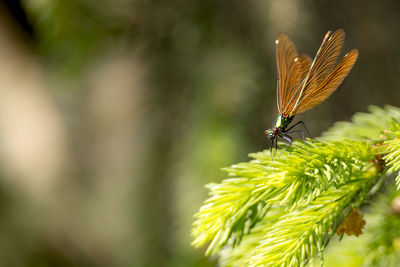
[24, 0, 120, 75]
[318, 187, 400, 267]
[192, 140, 379, 264]
[192, 106, 400, 266]
[321, 105, 400, 141]
[378, 121, 400, 188]
[362, 188, 400, 266]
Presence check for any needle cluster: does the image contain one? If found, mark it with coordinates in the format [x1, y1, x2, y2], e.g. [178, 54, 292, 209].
[192, 106, 400, 266]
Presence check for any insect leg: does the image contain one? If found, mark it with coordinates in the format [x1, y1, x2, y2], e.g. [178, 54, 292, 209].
[277, 133, 293, 158]
[274, 136, 278, 159]
[279, 133, 293, 145]
[285, 121, 312, 139]
[270, 137, 274, 160]
[279, 134, 292, 145]
[285, 130, 308, 152]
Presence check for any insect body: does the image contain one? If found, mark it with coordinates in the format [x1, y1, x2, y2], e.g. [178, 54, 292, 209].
[266, 29, 358, 158]
[266, 115, 293, 140]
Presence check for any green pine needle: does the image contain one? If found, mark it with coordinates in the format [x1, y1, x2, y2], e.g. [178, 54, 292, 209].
[362, 188, 400, 266]
[248, 175, 376, 266]
[192, 140, 378, 256]
[192, 105, 400, 266]
[321, 105, 400, 141]
[377, 120, 400, 189]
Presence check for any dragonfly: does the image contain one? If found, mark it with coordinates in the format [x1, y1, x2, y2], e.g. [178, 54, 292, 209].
[265, 29, 358, 158]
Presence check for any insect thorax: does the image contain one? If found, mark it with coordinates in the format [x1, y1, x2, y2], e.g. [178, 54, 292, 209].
[274, 114, 294, 131]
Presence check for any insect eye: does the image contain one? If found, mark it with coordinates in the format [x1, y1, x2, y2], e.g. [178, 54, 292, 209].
[265, 130, 274, 138]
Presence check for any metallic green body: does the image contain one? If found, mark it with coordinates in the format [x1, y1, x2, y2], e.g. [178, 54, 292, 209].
[274, 114, 294, 130]
[265, 114, 298, 159]
[265, 114, 295, 141]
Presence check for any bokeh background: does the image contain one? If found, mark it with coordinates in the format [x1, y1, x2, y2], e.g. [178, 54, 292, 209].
[0, 0, 399, 266]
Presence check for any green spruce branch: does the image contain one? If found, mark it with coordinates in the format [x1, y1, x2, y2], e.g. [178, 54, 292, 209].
[362, 187, 400, 266]
[318, 186, 400, 267]
[192, 105, 400, 266]
[377, 120, 400, 188]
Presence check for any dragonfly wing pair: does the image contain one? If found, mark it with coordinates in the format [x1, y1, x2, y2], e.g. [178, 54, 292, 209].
[276, 29, 358, 117]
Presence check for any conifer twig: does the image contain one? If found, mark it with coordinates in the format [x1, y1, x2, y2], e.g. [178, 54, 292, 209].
[192, 105, 400, 266]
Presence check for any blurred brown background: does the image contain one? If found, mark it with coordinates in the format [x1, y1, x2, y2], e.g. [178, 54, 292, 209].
[0, 0, 398, 266]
